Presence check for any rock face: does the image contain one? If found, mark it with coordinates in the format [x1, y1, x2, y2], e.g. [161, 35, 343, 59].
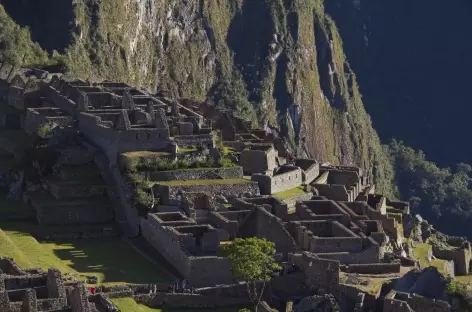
[393, 267, 449, 300]
[0, 0, 395, 196]
[295, 294, 341, 312]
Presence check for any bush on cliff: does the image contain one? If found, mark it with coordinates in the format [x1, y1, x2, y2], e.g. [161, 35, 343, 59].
[389, 139, 472, 238]
[0, 5, 45, 67]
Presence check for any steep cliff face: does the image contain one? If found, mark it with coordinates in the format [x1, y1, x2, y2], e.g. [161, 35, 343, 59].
[0, 0, 395, 196]
[324, 0, 472, 167]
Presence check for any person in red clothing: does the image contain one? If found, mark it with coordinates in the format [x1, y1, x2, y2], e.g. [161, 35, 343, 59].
[90, 287, 96, 294]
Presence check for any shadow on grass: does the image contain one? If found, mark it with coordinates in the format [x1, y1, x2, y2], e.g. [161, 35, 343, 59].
[0, 220, 174, 285]
[51, 238, 175, 284]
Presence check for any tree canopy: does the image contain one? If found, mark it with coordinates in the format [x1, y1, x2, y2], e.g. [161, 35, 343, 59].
[221, 237, 281, 311]
[389, 139, 472, 238]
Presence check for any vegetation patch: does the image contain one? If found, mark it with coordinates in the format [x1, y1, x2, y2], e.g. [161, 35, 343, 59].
[411, 242, 448, 274]
[390, 139, 472, 239]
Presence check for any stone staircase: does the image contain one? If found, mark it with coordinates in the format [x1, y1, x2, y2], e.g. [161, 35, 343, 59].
[30, 151, 114, 226]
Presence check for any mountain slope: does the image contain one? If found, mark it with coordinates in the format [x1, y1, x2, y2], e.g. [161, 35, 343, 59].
[0, 0, 395, 196]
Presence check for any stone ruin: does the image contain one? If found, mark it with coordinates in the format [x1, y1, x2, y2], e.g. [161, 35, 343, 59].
[0, 62, 468, 311]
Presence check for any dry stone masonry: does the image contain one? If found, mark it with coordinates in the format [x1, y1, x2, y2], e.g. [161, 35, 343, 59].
[0, 62, 468, 311]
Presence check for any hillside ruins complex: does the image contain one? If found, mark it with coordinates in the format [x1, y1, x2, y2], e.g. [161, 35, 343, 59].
[0, 62, 470, 312]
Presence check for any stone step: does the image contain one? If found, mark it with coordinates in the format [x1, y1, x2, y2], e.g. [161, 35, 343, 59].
[45, 178, 108, 200]
[30, 190, 111, 209]
[55, 164, 103, 181]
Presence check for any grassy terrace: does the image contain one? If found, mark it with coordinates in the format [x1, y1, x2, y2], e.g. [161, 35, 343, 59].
[111, 297, 242, 312]
[122, 147, 197, 158]
[158, 179, 249, 187]
[0, 222, 174, 285]
[274, 186, 306, 200]
[412, 243, 448, 275]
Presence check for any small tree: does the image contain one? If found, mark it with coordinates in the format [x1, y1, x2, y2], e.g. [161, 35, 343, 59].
[221, 237, 281, 311]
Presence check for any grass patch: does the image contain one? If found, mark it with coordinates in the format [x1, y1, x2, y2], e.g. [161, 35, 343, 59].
[412, 243, 447, 274]
[111, 298, 160, 312]
[158, 179, 249, 187]
[274, 186, 306, 200]
[111, 297, 243, 312]
[0, 225, 173, 285]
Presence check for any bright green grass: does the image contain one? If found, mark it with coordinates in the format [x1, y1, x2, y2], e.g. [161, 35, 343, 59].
[0, 227, 174, 285]
[274, 186, 306, 200]
[111, 297, 243, 312]
[159, 179, 250, 186]
[111, 298, 161, 312]
[412, 243, 447, 274]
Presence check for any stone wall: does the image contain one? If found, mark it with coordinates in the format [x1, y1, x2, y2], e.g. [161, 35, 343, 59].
[434, 247, 470, 275]
[157, 181, 260, 201]
[45, 86, 77, 116]
[173, 134, 214, 147]
[385, 292, 451, 312]
[240, 147, 277, 175]
[310, 237, 363, 253]
[239, 206, 297, 254]
[79, 112, 170, 165]
[144, 166, 243, 182]
[141, 215, 233, 287]
[383, 298, 414, 312]
[8, 86, 25, 111]
[24, 108, 74, 136]
[141, 215, 191, 278]
[252, 166, 303, 195]
[69, 284, 91, 312]
[134, 292, 248, 309]
[345, 262, 401, 274]
[314, 184, 349, 201]
[291, 253, 340, 292]
[34, 202, 114, 226]
[295, 159, 320, 185]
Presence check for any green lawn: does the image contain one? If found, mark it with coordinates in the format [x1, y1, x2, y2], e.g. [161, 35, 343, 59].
[274, 186, 306, 200]
[412, 243, 447, 274]
[111, 298, 160, 312]
[159, 179, 250, 187]
[0, 226, 174, 285]
[111, 297, 243, 312]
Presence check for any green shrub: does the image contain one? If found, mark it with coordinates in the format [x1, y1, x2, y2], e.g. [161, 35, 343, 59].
[176, 159, 190, 169]
[219, 157, 235, 168]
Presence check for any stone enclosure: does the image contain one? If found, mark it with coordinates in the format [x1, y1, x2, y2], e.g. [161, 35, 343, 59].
[0, 62, 467, 312]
